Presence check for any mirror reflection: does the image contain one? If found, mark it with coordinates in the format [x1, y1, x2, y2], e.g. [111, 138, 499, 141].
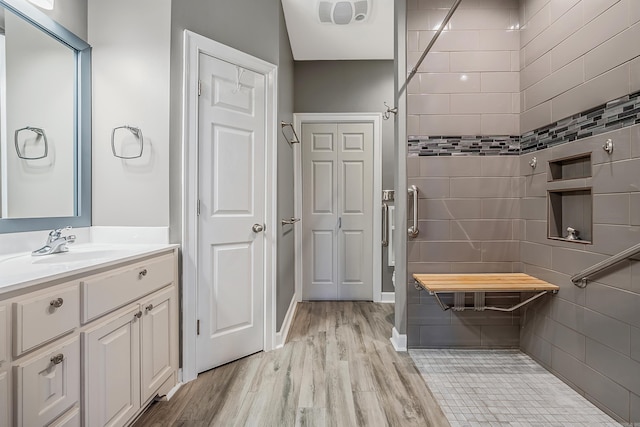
[0, 5, 76, 219]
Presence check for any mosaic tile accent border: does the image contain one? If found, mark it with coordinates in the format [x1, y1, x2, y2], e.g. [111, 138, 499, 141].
[521, 90, 640, 153]
[408, 135, 520, 156]
[408, 90, 640, 157]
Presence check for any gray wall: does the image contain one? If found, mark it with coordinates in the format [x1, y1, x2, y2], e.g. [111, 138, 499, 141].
[294, 60, 395, 292]
[519, 125, 640, 424]
[43, 0, 87, 40]
[276, 7, 295, 331]
[169, 0, 296, 331]
[90, 0, 171, 227]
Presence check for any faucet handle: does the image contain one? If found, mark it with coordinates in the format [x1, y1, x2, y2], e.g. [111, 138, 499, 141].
[66, 235, 76, 244]
[47, 226, 72, 243]
[49, 226, 72, 237]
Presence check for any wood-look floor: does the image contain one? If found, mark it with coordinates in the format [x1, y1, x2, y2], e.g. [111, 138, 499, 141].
[134, 301, 450, 427]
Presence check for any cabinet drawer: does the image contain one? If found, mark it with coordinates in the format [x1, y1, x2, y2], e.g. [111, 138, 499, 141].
[14, 336, 80, 427]
[82, 253, 175, 323]
[50, 406, 80, 427]
[14, 285, 79, 356]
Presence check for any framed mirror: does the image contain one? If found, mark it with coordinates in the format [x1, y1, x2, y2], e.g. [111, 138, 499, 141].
[0, 0, 90, 233]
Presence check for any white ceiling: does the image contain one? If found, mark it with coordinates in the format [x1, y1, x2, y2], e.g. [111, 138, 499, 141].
[281, 0, 394, 61]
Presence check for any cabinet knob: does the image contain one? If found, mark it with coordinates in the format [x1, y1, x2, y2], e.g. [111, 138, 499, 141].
[145, 304, 154, 312]
[134, 311, 142, 319]
[49, 298, 64, 308]
[138, 269, 148, 280]
[50, 354, 64, 365]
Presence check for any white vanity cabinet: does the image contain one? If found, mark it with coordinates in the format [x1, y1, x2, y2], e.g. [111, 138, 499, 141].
[84, 305, 141, 427]
[0, 246, 179, 427]
[84, 285, 178, 427]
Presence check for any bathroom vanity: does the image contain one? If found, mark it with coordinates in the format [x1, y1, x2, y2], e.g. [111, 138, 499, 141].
[0, 244, 179, 427]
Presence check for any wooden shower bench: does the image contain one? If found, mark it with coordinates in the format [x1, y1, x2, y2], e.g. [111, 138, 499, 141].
[412, 273, 559, 312]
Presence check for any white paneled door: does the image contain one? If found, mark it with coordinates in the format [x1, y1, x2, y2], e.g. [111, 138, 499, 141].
[196, 52, 265, 372]
[302, 122, 373, 300]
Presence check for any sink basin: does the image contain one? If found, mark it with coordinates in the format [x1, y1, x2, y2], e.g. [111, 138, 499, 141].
[0, 247, 124, 269]
[31, 249, 122, 265]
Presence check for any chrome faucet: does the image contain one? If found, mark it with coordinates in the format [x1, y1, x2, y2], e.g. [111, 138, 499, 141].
[32, 226, 76, 256]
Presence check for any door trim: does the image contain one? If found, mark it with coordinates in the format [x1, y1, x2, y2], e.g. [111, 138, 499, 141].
[181, 30, 278, 382]
[293, 113, 383, 303]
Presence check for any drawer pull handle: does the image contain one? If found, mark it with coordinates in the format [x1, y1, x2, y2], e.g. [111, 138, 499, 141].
[49, 298, 64, 308]
[138, 269, 148, 279]
[50, 354, 64, 365]
[134, 311, 142, 319]
[145, 304, 154, 312]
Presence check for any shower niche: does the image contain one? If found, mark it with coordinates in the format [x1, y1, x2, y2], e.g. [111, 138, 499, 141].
[548, 153, 591, 181]
[547, 154, 592, 244]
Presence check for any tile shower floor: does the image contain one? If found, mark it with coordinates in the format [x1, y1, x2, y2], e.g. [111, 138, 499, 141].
[409, 349, 623, 427]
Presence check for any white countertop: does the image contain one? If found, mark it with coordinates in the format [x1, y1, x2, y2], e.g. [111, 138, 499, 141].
[0, 243, 178, 296]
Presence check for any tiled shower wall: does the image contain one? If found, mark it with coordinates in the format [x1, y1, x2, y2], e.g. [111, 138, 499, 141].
[406, 0, 640, 423]
[520, 0, 640, 132]
[405, 0, 523, 349]
[519, 124, 640, 423]
[407, 0, 520, 136]
[407, 155, 523, 348]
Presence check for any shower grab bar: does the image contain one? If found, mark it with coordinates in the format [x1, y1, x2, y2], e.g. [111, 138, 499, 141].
[408, 185, 419, 238]
[406, 0, 463, 86]
[382, 203, 389, 247]
[571, 242, 640, 287]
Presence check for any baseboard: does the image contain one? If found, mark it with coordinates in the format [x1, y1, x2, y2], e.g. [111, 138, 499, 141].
[380, 292, 395, 303]
[165, 382, 183, 401]
[275, 295, 298, 348]
[390, 327, 407, 352]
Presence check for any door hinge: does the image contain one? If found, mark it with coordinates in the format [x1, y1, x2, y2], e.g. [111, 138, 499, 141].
[198, 80, 202, 96]
[197, 199, 201, 216]
[197, 319, 200, 335]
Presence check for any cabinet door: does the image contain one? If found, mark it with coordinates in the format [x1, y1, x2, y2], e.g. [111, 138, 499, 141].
[0, 305, 7, 366]
[14, 336, 80, 427]
[0, 370, 8, 427]
[140, 285, 176, 403]
[84, 306, 140, 427]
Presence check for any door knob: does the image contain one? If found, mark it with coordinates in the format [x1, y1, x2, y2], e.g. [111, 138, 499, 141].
[252, 224, 265, 233]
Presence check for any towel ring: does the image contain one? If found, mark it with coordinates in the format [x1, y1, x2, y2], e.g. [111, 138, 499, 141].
[111, 125, 144, 159]
[14, 126, 48, 160]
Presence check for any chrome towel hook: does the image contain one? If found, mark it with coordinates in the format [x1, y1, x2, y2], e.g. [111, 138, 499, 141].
[383, 102, 398, 120]
[111, 125, 144, 159]
[14, 126, 48, 160]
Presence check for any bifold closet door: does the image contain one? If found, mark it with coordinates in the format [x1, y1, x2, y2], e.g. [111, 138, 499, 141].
[302, 122, 373, 301]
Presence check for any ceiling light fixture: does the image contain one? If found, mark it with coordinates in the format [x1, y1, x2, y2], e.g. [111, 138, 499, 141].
[27, 0, 54, 10]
